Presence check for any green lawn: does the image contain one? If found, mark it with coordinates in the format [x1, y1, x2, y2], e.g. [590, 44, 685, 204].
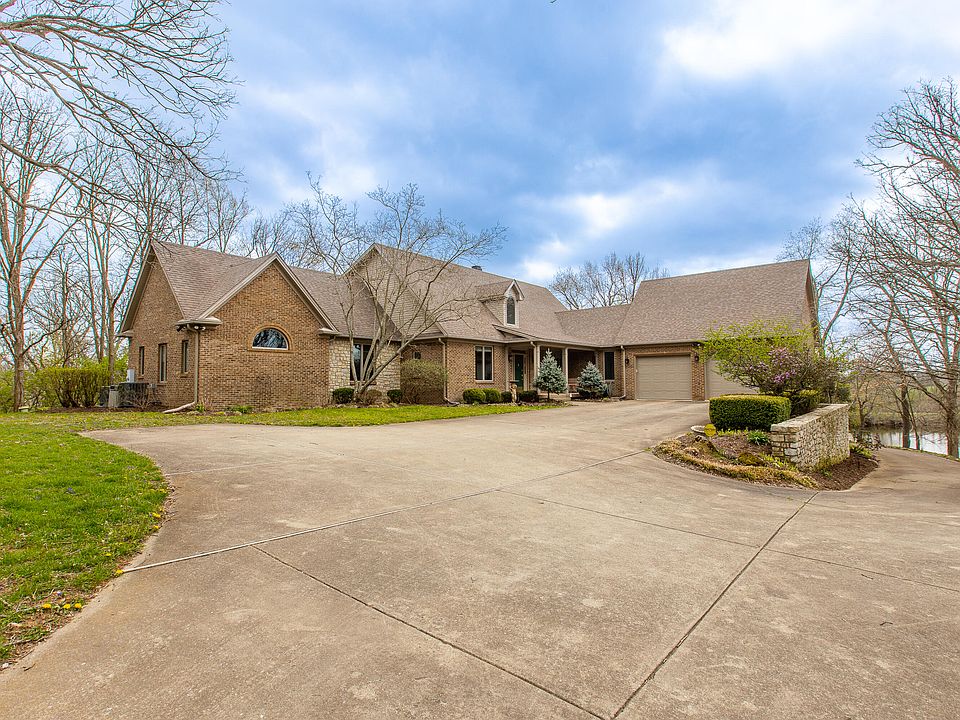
[0, 402, 551, 662]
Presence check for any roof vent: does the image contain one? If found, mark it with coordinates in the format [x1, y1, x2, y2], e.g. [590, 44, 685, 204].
[471, 265, 482, 271]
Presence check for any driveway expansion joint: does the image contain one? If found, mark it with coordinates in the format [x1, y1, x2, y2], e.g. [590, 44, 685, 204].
[253, 545, 605, 720]
[498, 489, 761, 550]
[610, 491, 821, 718]
[123, 448, 652, 574]
[764, 548, 960, 594]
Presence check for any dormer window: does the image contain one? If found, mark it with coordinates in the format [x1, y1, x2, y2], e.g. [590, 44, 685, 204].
[506, 295, 517, 325]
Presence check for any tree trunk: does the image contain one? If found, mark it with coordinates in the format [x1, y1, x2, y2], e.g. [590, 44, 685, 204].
[107, 302, 116, 379]
[898, 384, 911, 449]
[12, 334, 24, 409]
[946, 379, 959, 459]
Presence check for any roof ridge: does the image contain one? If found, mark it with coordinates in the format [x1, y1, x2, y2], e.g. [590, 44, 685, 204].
[642, 258, 810, 284]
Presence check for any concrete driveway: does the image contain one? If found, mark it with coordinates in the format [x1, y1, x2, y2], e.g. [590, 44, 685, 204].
[2, 401, 958, 719]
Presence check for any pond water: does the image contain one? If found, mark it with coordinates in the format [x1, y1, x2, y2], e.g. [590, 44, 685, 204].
[870, 429, 949, 455]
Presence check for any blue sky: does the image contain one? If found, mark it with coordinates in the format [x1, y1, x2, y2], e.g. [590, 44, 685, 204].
[216, 0, 960, 281]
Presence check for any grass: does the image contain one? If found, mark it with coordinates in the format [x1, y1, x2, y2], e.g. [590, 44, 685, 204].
[0, 402, 554, 662]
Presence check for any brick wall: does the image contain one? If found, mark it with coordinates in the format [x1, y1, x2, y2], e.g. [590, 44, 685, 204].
[445, 340, 506, 401]
[770, 403, 850, 470]
[197, 264, 329, 411]
[126, 256, 194, 408]
[622, 343, 704, 401]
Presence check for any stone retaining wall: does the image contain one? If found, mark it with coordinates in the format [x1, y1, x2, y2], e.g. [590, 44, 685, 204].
[770, 403, 850, 471]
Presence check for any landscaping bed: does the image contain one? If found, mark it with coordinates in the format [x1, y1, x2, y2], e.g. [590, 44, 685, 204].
[656, 431, 879, 491]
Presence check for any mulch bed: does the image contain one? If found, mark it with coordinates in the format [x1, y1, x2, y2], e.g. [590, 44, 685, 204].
[657, 432, 879, 491]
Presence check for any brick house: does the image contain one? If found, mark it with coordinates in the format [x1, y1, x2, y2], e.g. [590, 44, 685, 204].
[119, 241, 816, 410]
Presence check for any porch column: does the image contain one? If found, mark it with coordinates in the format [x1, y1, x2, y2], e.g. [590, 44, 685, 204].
[563, 347, 569, 389]
[504, 348, 510, 391]
[532, 343, 540, 385]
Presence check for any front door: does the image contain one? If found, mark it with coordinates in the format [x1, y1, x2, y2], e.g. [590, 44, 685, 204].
[512, 353, 525, 388]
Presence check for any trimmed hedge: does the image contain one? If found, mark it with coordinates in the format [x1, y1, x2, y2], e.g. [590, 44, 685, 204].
[709, 394, 791, 431]
[387, 388, 403, 403]
[517, 389, 539, 403]
[788, 389, 820, 417]
[462, 388, 486, 404]
[331, 387, 355, 404]
[500, 390, 514, 403]
[483, 388, 502, 404]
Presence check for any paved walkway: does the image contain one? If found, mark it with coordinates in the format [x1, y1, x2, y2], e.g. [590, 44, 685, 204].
[2, 402, 958, 719]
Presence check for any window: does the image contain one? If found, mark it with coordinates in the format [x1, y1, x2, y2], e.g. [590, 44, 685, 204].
[604, 351, 615, 379]
[413, 351, 422, 360]
[351, 343, 372, 381]
[506, 296, 516, 325]
[252, 327, 288, 349]
[475, 345, 493, 381]
[158, 343, 167, 383]
[138, 346, 145, 376]
[181, 339, 190, 374]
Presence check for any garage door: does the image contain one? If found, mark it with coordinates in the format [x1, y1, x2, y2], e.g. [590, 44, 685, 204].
[634, 355, 691, 400]
[706, 360, 755, 398]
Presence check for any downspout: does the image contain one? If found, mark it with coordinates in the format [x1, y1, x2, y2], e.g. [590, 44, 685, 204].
[438, 338, 457, 405]
[617, 345, 627, 400]
[193, 327, 201, 406]
[164, 327, 202, 414]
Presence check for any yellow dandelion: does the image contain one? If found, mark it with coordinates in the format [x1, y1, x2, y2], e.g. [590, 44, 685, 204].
[73, 603, 82, 610]
[115, 569, 124, 576]
[151, 512, 162, 519]
[42, 603, 52, 610]
[152, 524, 160, 530]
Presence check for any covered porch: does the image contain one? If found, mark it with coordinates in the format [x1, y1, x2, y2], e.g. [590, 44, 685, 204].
[505, 343, 617, 396]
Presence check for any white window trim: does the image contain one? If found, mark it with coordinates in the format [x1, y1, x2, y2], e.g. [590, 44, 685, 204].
[475, 345, 493, 382]
[505, 294, 518, 326]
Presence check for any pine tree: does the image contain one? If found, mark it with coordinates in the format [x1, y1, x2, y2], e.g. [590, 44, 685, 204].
[577, 361, 606, 399]
[535, 350, 567, 399]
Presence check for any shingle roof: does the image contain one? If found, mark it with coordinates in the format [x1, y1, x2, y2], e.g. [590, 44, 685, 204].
[288, 266, 386, 338]
[557, 304, 631, 346]
[132, 241, 813, 349]
[152, 241, 268, 320]
[614, 259, 813, 345]
[370, 245, 579, 343]
[147, 241, 383, 337]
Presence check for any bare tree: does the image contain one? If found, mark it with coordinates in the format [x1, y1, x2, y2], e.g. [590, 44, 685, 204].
[294, 181, 505, 396]
[0, 0, 234, 178]
[841, 79, 960, 457]
[550, 251, 666, 308]
[778, 214, 861, 343]
[242, 210, 305, 263]
[200, 177, 249, 252]
[73, 140, 148, 374]
[0, 91, 79, 407]
[29, 244, 89, 368]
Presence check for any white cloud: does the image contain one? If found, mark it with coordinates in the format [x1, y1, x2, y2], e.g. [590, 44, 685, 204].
[662, 0, 960, 83]
[518, 236, 575, 284]
[522, 163, 744, 241]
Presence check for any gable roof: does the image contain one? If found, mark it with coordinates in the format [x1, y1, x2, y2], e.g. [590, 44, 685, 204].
[368, 245, 581, 344]
[614, 259, 813, 345]
[122, 240, 814, 349]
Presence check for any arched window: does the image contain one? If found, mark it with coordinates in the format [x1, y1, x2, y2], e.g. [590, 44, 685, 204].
[252, 327, 289, 349]
[506, 296, 517, 325]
